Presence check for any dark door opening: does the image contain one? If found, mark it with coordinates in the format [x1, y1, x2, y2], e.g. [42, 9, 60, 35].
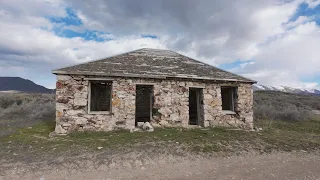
[189, 88, 204, 126]
[135, 85, 153, 126]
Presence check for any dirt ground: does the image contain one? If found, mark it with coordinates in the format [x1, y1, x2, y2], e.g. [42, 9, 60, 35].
[1, 152, 319, 180]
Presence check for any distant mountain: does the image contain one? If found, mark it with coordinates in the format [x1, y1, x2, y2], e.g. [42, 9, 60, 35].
[253, 84, 320, 96]
[0, 77, 54, 94]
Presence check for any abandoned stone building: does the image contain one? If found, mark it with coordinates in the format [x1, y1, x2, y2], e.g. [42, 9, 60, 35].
[52, 48, 256, 134]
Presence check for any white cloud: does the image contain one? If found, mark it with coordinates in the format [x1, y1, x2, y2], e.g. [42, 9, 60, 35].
[0, 0, 319, 89]
[235, 21, 320, 89]
[305, 0, 320, 8]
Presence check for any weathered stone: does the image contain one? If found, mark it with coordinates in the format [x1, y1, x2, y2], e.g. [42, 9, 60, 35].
[57, 75, 71, 81]
[170, 113, 179, 121]
[49, 131, 57, 137]
[163, 96, 172, 105]
[162, 88, 170, 93]
[56, 96, 69, 104]
[56, 81, 64, 89]
[74, 117, 87, 125]
[116, 121, 126, 126]
[66, 110, 85, 116]
[62, 123, 71, 127]
[158, 107, 173, 117]
[130, 128, 143, 133]
[137, 122, 144, 128]
[55, 125, 67, 134]
[159, 120, 170, 127]
[74, 92, 87, 99]
[142, 122, 154, 132]
[74, 98, 87, 106]
[54, 75, 254, 134]
[204, 94, 213, 99]
[56, 103, 68, 111]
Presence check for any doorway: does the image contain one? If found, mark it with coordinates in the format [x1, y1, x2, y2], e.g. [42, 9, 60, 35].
[135, 85, 153, 126]
[189, 88, 204, 126]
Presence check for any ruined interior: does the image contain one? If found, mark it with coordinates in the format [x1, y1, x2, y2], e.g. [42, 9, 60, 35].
[189, 88, 204, 126]
[221, 87, 236, 111]
[135, 85, 153, 126]
[89, 81, 112, 112]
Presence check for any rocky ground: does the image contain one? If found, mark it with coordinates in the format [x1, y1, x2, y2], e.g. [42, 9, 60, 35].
[1, 152, 319, 180]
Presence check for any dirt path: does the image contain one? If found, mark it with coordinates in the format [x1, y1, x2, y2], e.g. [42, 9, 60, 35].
[1, 152, 320, 180]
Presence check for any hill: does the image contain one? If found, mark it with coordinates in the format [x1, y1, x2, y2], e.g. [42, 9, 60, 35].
[0, 77, 54, 94]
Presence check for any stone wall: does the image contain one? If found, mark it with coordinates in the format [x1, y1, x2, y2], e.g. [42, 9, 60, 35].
[54, 75, 254, 134]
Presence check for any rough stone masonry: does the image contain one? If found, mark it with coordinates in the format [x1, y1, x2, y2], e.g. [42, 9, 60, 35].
[54, 75, 253, 134]
[52, 48, 255, 134]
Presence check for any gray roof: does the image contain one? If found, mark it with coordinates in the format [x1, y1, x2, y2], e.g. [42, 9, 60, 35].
[52, 48, 256, 83]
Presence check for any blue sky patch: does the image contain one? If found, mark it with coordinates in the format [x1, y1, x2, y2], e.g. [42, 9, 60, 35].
[300, 74, 320, 84]
[48, 7, 115, 42]
[59, 29, 113, 42]
[218, 60, 253, 70]
[141, 34, 158, 39]
[49, 8, 82, 26]
[289, 2, 320, 25]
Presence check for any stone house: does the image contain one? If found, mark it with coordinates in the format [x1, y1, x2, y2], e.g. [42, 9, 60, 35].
[52, 48, 256, 134]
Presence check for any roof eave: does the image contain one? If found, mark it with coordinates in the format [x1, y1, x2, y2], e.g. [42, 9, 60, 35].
[52, 70, 257, 84]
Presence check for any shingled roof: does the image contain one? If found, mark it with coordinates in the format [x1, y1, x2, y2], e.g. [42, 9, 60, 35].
[52, 48, 256, 83]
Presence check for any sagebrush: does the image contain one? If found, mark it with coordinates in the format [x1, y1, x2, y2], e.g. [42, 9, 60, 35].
[0, 93, 55, 135]
[253, 91, 320, 121]
[0, 90, 319, 131]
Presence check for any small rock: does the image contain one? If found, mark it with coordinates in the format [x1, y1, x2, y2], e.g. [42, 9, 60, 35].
[109, 162, 116, 169]
[142, 122, 154, 132]
[159, 120, 170, 127]
[130, 128, 142, 133]
[137, 122, 144, 128]
[97, 147, 103, 150]
[55, 125, 67, 134]
[49, 131, 56, 138]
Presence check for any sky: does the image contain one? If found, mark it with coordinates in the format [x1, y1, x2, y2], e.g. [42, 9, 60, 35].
[0, 0, 320, 89]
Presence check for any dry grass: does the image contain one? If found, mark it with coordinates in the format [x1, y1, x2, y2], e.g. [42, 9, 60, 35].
[0, 93, 55, 137]
[0, 119, 319, 166]
[0, 92, 320, 166]
[254, 91, 320, 121]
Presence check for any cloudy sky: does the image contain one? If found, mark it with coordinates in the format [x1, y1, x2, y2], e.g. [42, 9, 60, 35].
[0, 0, 320, 89]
